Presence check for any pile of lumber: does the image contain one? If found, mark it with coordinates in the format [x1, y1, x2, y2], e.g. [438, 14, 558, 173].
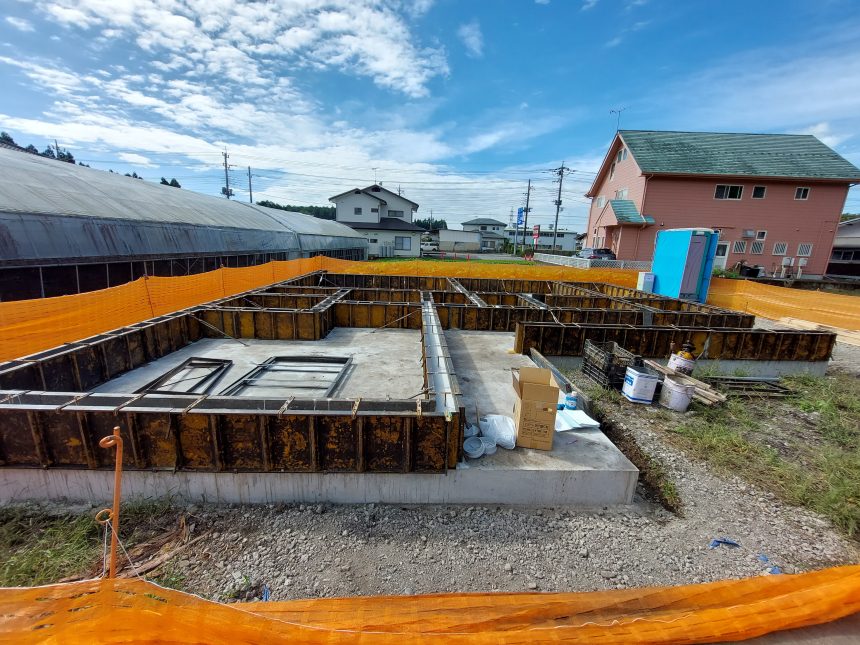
[644, 359, 727, 406]
[776, 317, 860, 347]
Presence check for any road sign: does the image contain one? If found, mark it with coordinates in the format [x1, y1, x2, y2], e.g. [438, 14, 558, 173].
[532, 224, 540, 240]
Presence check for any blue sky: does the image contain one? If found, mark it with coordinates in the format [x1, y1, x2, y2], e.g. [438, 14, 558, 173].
[2, 0, 860, 229]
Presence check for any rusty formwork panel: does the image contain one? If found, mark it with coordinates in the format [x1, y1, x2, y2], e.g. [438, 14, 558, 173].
[553, 281, 737, 316]
[0, 393, 457, 473]
[514, 322, 836, 362]
[0, 314, 202, 392]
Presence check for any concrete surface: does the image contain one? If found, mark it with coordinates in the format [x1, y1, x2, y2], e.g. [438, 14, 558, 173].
[446, 330, 639, 504]
[94, 328, 424, 399]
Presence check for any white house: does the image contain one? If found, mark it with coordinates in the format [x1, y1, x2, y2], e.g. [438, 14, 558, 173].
[827, 217, 860, 277]
[433, 228, 481, 252]
[462, 218, 508, 251]
[329, 184, 423, 257]
[504, 225, 579, 252]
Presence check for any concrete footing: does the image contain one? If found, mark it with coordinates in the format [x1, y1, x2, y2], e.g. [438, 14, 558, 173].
[0, 455, 638, 506]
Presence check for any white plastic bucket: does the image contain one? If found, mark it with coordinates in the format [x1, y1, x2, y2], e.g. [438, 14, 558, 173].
[480, 436, 497, 455]
[621, 367, 659, 404]
[659, 377, 695, 412]
[667, 353, 695, 375]
[464, 436, 484, 459]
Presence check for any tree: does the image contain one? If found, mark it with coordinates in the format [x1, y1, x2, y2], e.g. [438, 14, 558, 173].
[41, 146, 56, 159]
[160, 177, 170, 185]
[0, 132, 16, 146]
[256, 200, 336, 220]
[842, 213, 859, 222]
[25, 144, 38, 154]
[413, 217, 447, 230]
[169, 178, 181, 188]
[56, 148, 75, 163]
[124, 171, 143, 179]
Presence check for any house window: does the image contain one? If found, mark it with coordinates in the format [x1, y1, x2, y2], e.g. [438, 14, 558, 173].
[832, 250, 855, 261]
[371, 207, 378, 213]
[715, 185, 743, 200]
[615, 188, 628, 200]
[596, 196, 606, 208]
[368, 238, 378, 243]
[794, 187, 810, 200]
[556, 233, 564, 238]
[732, 240, 747, 254]
[389, 210, 404, 218]
[609, 163, 615, 180]
[756, 230, 767, 240]
[395, 236, 411, 250]
[751, 241, 764, 254]
[480, 225, 487, 230]
[797, 243, 813, 257]
[354, 207, 362, 215]
[752, 186, 767, 199]
[772, 242, 787, 255]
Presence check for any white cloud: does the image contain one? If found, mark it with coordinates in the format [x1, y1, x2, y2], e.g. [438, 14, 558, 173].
[118, 152, 155, 167]
[535, 0, 551, 5]
[457, 20, 484, 58]
[605, 36, 623, 48]
[34, 0, 448, 98]
[660, 48, 860, 137]
[581, 0, 598, 10]
[5, 16, 35, 31]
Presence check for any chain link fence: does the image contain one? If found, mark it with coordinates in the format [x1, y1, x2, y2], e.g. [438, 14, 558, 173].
[534, 253, 652, 270]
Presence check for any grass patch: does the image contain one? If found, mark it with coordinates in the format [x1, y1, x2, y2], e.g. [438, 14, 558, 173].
[0, 508, 100, 586]
[0, 499, 183, 587]
[668, 375, 860, 537]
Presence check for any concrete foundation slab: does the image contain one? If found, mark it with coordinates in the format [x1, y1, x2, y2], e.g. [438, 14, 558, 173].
[0, 328, 637, 507]
[94, 328, 424, 399]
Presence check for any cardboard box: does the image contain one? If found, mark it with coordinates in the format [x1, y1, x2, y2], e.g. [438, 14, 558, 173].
[512, 367, 560, 451]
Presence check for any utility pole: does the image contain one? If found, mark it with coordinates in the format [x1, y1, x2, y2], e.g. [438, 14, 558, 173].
[551, 162, 572, 251]
[247, 166, 253, 204]
[54, 139, 60, 158]
[221, 150, 233, 199]
[520, 179, 533, 251]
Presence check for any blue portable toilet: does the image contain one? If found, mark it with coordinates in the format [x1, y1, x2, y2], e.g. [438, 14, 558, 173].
[650, 228, 719, 302]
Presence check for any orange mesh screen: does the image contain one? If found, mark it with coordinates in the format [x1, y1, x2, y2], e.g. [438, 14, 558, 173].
[3, 259, 856, 363]
[0, 258, 636, 361]
[1, 565, 858, 643]
[708, 278, 860, 330]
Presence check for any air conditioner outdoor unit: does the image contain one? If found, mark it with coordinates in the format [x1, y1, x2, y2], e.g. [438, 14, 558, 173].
[742, 229, 756, 238]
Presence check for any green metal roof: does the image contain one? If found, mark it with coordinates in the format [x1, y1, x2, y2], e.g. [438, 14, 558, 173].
[609, 199, 654, 225]
[619, 130, 860, 181]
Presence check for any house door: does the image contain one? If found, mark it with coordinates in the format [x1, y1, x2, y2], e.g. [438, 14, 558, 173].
[714, 242, 729, 269]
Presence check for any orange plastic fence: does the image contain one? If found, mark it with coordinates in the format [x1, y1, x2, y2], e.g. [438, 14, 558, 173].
[2, 258, 857, 363]
[708, 278, 860, 331]
[0, 258, 637, 362]
[1, 566, 858, 644]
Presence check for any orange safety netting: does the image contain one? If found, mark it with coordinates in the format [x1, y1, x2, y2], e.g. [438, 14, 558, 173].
[708, 278, 860, 331]
[0, 258, 638, 361]
[1, 566, 858, 643]
[2, 258, 857, 363]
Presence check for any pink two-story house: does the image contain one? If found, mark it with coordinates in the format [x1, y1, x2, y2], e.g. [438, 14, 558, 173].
[585, 131, 860, 277]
